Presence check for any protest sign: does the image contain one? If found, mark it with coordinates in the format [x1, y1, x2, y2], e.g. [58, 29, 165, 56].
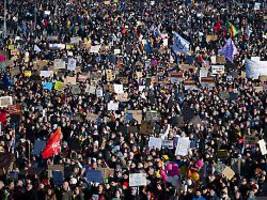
[145, 110, 160, 122]
[113, 84, 124, 94]
[184, 80, 198, 91]
[162, 140, 174, 149]
[42, 82, 53, 91]
[96, 88, 103, 97]
[148, 137, 162, 149]
[32, 139, 46, 156]
[114, 49, 121, 55]
[106, 69, 114, 82]
[199, 68, 208, 78]
[175, 137, 190, 156]
[216, 56, 226, 64]
[23, 70, 32, 77]
[125, 110, 142, 124]
[53, 59, 66, 70]
[49, 44, 65, 49]
[86, 112, 98, 122]
[86, 85, 96, 94]
[67, 58, 77, 71]
[129, 173, 147, 187]
[115, 93, 128, 102]
[71, 85, 81, 95]
[211, 56, 216, 64]
[0, 96, 13, 107]
[54, 81, 64, 91]
[139, 85, 145, 92]
[200, 77, 215, 89]
[85, 169, 104, 183]
[97, 168, 114, 179]
[206, 35, 218, 43]
[40, 70, 53, 78]
[64, 76, 76, 85]
[107, 101, 119, 111]
[7, 104, 21, 115]
[258, 139, 267, 155]
[52, 171, 64, 186]
[70, 37, 81, 44]
[90, 45, 101, 53]
[217, 149, 229, 159]
[33, 60, 48, 70]
[222, 166, 235, 180]
[246, 59, 267, 79]
[211, 65, 224, 76]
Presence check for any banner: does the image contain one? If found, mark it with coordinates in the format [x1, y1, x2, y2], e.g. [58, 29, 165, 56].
[246, 59, 267, 79]
[129, 173, 147, 187]
[175, 137, 190, 156]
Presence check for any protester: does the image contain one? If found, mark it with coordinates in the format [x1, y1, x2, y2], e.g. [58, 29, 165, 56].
[0, 0, 266, 200]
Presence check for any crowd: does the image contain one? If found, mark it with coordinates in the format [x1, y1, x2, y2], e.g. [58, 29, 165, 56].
[0, 0, 267, 200]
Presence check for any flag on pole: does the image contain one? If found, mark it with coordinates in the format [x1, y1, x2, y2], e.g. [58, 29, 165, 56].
[218, 38, 238, 63]
[226, 22, 238, 38]
[172, 32, 190, 54]
[42, 128, 62, 159]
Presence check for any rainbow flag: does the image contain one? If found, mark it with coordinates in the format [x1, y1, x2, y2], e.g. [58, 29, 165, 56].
[226, 22, 238, 38]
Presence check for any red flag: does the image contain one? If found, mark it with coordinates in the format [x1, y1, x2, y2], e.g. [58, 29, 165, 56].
[0, 110, 7, 125]
[42, 128, 62, 159]
[213, 21, 222, 33]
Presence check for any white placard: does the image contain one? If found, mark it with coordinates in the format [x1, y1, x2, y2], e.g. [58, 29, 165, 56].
[67, 58, 77, 71]
[129, 173, 147, 187]
[86, 85, 96, 94]
[44, 10, 51, 15]
[114, 49, 121, 55]
[200, 68, 208, 78]
[49, 44, 65, 49]
[40, 70, 53, 77]
[148, 137, 162, 149]
[175, 137, 190, 156]
[70, 37, 81, 44]
[107, 101, 119, 111]
[0, 96, 13, 107]
[113, 84, 124, 94]
[163, 38, 168, 46]
[90, 45, 101, 53]
[211, 65, 224, 76]
[254, 2, 261, 10]
[251, 57, 260, 62]
[246, 59, 267, 79]
[258, 139, 267, 155]
[96, 88, 103, 97]
[211, 56, 216, 64]
[53, 59, 66, 69]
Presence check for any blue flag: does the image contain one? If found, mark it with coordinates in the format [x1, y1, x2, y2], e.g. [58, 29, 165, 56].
[218, 38, 238, 63]
[172, 32, 190, 53]
[42, 82, 53, 91]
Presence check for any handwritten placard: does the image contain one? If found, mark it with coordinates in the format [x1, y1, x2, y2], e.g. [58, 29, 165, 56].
[148, 137, 162, 149]
[0, 96, 13, 107]
[129, 173, 147, 187]
[175, 137, 190, 156]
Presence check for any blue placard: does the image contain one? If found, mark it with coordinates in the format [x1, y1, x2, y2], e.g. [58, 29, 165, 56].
[52, 171, 64, 186]
[85, 170, 104, 183]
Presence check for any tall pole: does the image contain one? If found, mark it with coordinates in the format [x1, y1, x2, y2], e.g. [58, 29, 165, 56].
[3, 0, 7, 38]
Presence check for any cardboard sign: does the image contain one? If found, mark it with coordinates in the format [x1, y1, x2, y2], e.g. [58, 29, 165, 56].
[64, 76, 76, 85]
[107, 101, 119, 111]
[115, 93, 128, 102]
[140, 121, 154, 135]
[206, 35, 218, 43]
[0, 96, 13, 107]
[148, 137, 162, 149]
[216, 56, 226, 64]
[211, 65, 224, 76]
[145, 110, 160, 122]
[125, 110, 142, 124]
[67, 58, 77, 71]
[129, 173, 147, 187]
[85, 170, 104, 183]
[33, 60, 48, 70]
[175, 137, 190, 156]
[258, 139, 267, 155]
[53, 59, 66, 70]
[222, 166, 235, 180]
[162, 140, 174, 149]
[113, 84, 124, 94]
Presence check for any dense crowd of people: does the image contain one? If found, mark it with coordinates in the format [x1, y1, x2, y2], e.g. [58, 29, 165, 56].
[0, 0, 266, 199]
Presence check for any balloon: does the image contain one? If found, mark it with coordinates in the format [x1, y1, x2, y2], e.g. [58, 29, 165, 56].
[170, 163, 180, 176]
[191, 172, 200, 182]
[195, 159, 204, 169]
[166, 163, 173, 171]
